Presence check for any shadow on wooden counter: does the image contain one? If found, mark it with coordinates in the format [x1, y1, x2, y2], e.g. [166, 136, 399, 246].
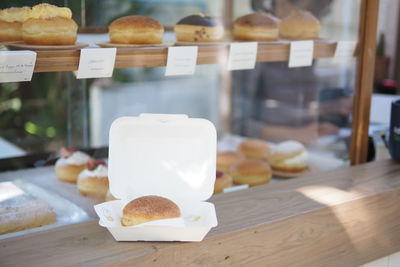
[1, 159, 400, 267]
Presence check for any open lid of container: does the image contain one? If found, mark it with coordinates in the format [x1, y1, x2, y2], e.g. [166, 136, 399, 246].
[108, 114, 217, 202]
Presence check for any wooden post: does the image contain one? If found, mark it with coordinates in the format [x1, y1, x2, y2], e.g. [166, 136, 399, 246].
[350, 0, 380, 165]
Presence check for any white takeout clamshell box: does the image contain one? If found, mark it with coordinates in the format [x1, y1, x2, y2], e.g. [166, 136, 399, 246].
[94, 113, 218, 242]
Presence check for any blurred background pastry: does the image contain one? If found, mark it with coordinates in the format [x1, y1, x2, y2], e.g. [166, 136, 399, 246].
[175, 13, 224, 42]
[0, 182, 56, 235]
[279, 9, 320, 40]
[109, 15, 163, 44]
[0, 7, 29, 42]
[233, 12, 280, 41]
[237, 138, 271, 160]
[214, 170, 233, 194]
[55, 147, 91, 183]
[77, 159, 109, 201]
[121, 195, 181, 226]
[217, 151, 244, 173]
[269, 140, 309, 177]
[22, 3, 78, 45]
[231, 159, 272, 186]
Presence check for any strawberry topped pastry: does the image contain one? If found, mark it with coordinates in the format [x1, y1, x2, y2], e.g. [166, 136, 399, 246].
[55, 147, 91, 183]
[214, 170, 233, 194]
[77, 159, 109, 200]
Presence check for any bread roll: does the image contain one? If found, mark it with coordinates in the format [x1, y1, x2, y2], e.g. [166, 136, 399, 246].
[174, 14, 224, 42]
[0, 7, 29, 42]
[122, 196, 181, 226]
[233, 12, 280, 41]
[279, 9, 320, 40]
[109, 16, 163, 44]
[22, 4, 77, 45]
[237, 138, 271, 160]
[231, 159, 272, 186]
[23, 17, 78, 45]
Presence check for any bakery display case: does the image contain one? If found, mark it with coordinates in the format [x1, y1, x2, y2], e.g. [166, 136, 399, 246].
[3, 0, 399, 266]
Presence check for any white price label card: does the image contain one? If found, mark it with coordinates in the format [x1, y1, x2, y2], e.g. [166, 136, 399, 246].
[77, 48, 116, 79]
[289, 40, 314, 68]
[334, 40, 356, 62]
[0, 51, 36, 83]
[165, 46, 198, 76]
[223, 184, 249, 193]
[228, 42, 258, 70]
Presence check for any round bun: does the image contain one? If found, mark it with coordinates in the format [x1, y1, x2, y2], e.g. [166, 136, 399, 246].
[22, 17, 78, 45]
[231, 159, 272, 186]
[109, 16, 163, 44]
[214, 170, 233, 194]
[233, 12, 280, 41]
[105, 189, 118, 202]
[77, 176, 109, 200]
[175, 14, 224, 42]
[122, 195, 181, 226]
[269, 141, 308, 173]
[0, 7, 29, 42]
[55, 164, 86, 183]
[279, 10, 320, 40]
[217, 151, 244, 173]
[237, 139, 271, 160]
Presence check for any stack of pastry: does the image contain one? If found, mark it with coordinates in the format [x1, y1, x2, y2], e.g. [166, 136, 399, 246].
[55, 147, 91, 183]
[22, 3, 78, 45]
[0, 7, 29, 42]
[268, 140, 310, 177]
[77, 159, 109, 200]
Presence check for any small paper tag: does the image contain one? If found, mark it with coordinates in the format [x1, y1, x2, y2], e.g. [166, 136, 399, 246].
[77, 48, 116, 79]
[289, 41, 314, 68]
[223, 184, 249, 193]
[228, 42, 258, 70]
[334, 41, 356, 62]
[0, 51, 36, 83]
[165, 46, 198, 76]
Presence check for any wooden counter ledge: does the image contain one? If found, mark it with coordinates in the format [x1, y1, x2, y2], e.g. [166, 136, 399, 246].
[1, 160, 400, 267]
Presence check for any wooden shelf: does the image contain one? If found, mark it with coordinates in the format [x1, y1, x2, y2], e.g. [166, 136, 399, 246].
[32, 41, 337, 73]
